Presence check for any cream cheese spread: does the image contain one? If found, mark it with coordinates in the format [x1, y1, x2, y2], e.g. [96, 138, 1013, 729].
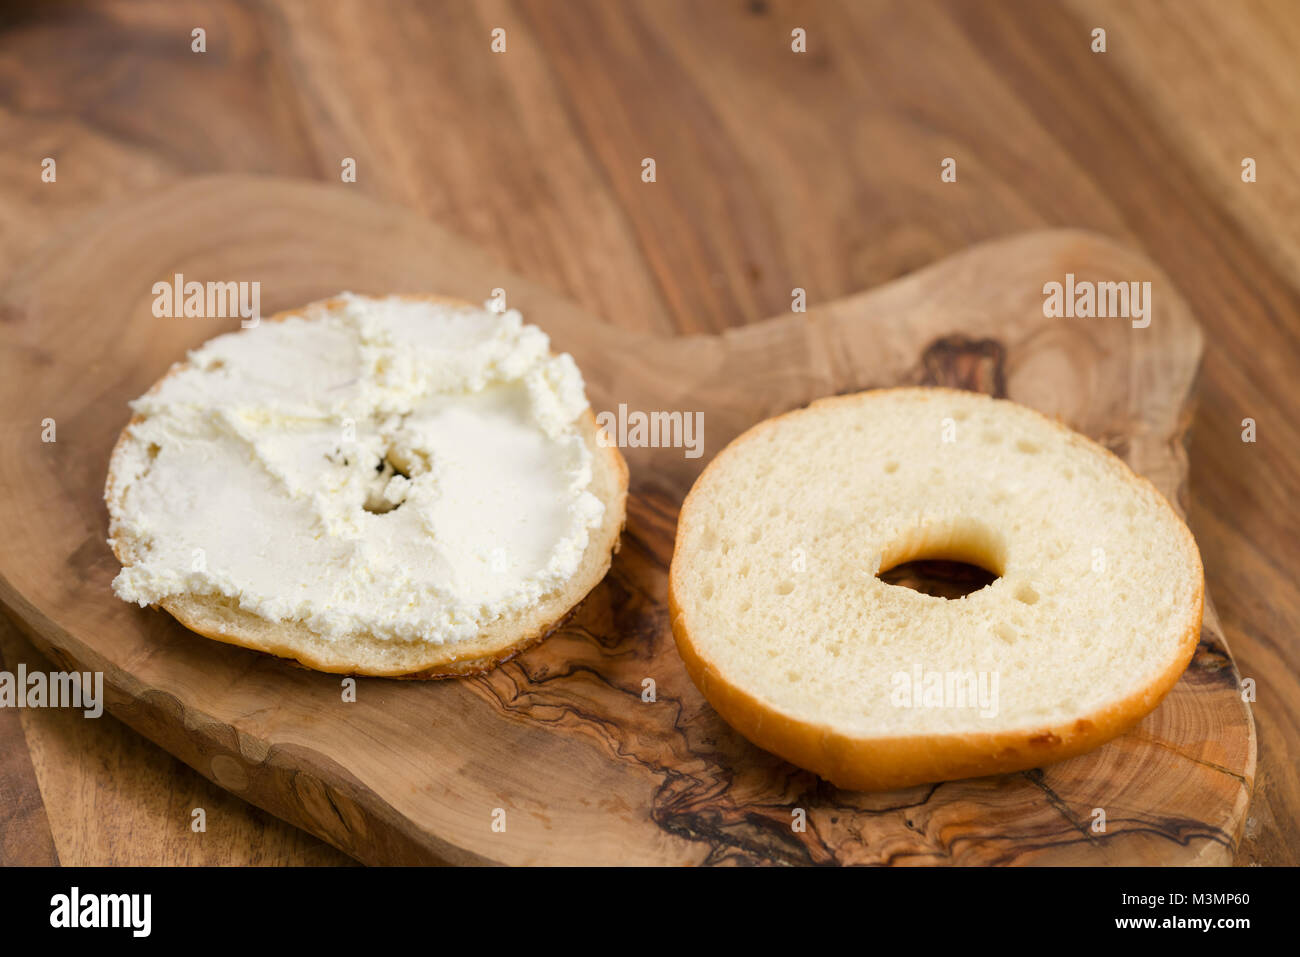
[107, 294, 606, 645]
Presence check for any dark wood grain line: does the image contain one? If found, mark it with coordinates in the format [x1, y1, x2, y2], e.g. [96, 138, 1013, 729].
[1127, 731, 1250, 787]
[1021, 768, 1104, 845]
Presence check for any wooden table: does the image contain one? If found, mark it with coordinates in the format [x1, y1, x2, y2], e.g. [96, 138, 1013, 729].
[0, 0, 1294, 866]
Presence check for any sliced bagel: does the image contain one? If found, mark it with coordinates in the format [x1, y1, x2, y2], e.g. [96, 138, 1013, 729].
[669, 387, 1202, 790]
[106, 295, 627, 677]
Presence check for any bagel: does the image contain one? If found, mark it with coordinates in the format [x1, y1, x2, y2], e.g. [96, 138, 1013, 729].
[669, 387, 1203, 790]
[106, 294, 627, 677]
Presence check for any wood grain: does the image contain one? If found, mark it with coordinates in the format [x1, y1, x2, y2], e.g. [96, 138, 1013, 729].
[0, 624, 59, 865]
[0, 175, 1252, 865]
[0, 613, 351, 866]
[0, 0, 1294, 865]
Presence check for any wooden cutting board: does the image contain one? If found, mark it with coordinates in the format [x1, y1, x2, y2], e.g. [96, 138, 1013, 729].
[0, 176, 1253, 865]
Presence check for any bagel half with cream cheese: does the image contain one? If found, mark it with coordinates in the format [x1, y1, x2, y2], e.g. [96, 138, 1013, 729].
[106, 294, 627, 677]
[669, 387, 1203, 790]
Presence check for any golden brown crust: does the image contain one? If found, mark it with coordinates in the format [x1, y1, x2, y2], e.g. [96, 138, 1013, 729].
[106, 295, 629, 678]
[668, 386, 1204, 791]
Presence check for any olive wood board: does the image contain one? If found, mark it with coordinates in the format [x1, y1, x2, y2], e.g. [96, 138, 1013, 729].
[0, 175, 1253, 865]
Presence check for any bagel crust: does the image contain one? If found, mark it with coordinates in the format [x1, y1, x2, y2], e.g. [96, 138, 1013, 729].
[106, 295, 628, 678]
[669, 387, 1203, 791]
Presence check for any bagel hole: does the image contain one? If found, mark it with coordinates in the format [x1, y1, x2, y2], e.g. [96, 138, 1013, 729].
[875, 517, 1006, 599]
[879, 560, 1000, 599]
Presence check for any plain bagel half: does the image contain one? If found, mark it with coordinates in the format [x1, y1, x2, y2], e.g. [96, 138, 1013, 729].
[669, 387, 1203, 791]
